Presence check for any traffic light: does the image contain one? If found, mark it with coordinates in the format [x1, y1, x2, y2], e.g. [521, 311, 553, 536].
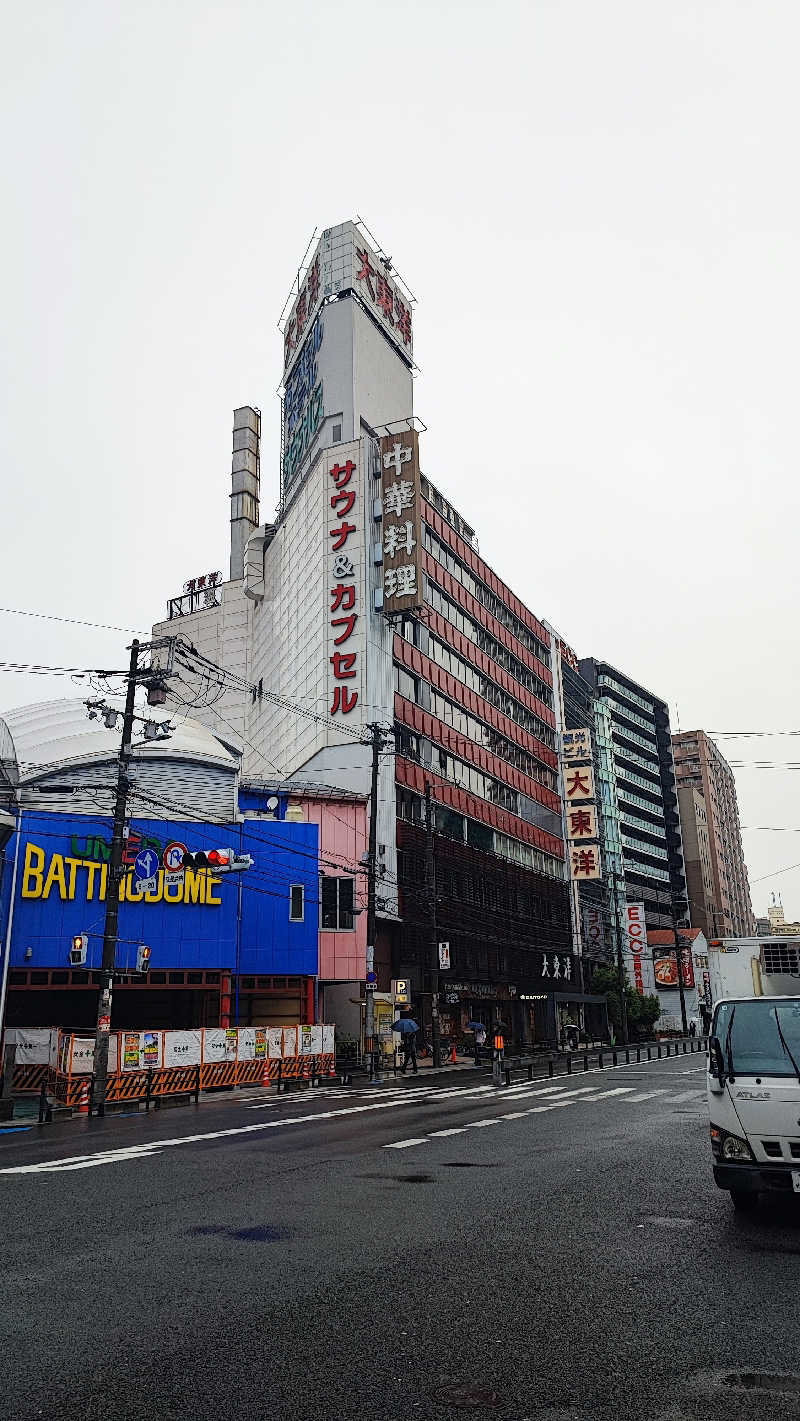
[136, 944, 151, 974]
[182, 848, 253, 872]
[70, 933, 88, 967]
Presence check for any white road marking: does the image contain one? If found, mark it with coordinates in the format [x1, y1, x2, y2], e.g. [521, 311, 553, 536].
[464, 1118, 503, 1128]
[383, 1138, 428, 1149]
[427, 1128, 467, 1138]
[625, 1091, 668, 1104]
[668, 1090, 705, 1104]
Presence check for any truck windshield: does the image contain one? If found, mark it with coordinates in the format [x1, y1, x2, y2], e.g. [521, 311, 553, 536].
[714, 1000, 800, 1077]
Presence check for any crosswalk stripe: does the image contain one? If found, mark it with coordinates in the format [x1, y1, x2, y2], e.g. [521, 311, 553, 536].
[624, 1090, 668, 1104]
[669, 1090, 705, 1103]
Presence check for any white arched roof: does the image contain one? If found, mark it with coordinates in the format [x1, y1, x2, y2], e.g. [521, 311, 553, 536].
[0, 696, 240, 785]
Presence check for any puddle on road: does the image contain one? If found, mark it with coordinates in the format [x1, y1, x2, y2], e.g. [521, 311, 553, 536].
[188, 1223, 291, 1242]
[432, 1381, 503, 1409]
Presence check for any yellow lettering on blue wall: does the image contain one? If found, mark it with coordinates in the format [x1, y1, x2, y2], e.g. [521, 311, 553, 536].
[43, 854, 67, 901]
[21, 843, 45, 898]
[206, 875, 221, 906]
[183, 869, 203, 905]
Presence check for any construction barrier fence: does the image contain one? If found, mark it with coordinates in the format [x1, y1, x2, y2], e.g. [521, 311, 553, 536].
[7, 1025, 337, 1105]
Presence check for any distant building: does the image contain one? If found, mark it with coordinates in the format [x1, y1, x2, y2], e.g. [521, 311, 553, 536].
[766, 896, 800, 937]
[672, 730, 755, 937]
[578, 659, 687, 933]
[677, 785, 717, 940]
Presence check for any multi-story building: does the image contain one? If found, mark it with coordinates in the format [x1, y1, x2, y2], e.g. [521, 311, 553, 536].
[677, 785, 717, 939]
[766, 897, 800, 937]
[152, 220, 586, 1048]
[672, 729, 755, 937]
[578, 659, 687, 933]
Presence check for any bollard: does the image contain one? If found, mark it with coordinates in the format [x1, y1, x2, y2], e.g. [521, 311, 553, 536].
[636, 1047, 641, 1064]
[583, 1052, 589, 1073]
[504, 1067, 511, 1087]
[566, 1056, 572, 1074]
[194, 1063, 201, 1104]
[647, 1045, 651, 1061]
[625, 1048, 630, 1064]
[527, 1064, 534, 1082]
[38, 1083, 47, 1124]
[598, 1051, 604, 1068]
[145, 1067, 153, 1113]
[612, 1049, 618, 1067]
[657, 1043, 662, 1059]
[548, 1059, 554, 1078]
[277, 1059, 283, 1093]
[682, 1040, 687, 1054]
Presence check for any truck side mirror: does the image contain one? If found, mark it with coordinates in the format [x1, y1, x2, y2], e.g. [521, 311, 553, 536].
[708, 1035, 726, 1089]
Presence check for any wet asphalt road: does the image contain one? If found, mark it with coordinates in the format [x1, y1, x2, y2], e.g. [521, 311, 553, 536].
[2, 1052, 800, 1421]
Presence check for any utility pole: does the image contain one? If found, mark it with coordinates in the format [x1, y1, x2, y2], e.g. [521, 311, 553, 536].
[364, 723, 383, 1082]
[92, 638, 140, 1116]
[671, 897, 689, 1035]
[424, 781, 442, 1069]
[610, 869, 629, 1046]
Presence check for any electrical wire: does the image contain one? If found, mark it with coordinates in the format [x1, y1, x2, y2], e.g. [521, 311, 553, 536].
[0, 606, 145, 634]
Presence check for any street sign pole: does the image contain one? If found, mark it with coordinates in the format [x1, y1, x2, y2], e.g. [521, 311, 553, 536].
[92, 638, 140, 1117]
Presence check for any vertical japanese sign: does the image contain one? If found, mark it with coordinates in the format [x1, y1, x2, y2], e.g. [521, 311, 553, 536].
[624, 902, 646, 995]
[284, 250, 322, 372]
[380, 430, 423, 613]
[283, 315, 324, 491]
[583, 905, 604, 956]
[327, 443, 365, 720]
[563, 753, 602, 881]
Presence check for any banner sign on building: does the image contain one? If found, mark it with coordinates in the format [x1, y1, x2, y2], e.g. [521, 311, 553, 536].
[564, 765, 595, 802]
[567, 804, 598, 840]
[562, 728, 591, 761]
[583, 905, 604, 956]
[327, 442, 366, 719]
[623, 902, 646, 994]
[570, 844, 602, 880]
[283, 315, 324, 490]
[380, 430, 423, 613]
[282, 223, 413, 377]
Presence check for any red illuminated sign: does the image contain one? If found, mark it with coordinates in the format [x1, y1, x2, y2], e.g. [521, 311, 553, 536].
[329, 458, 359, 716]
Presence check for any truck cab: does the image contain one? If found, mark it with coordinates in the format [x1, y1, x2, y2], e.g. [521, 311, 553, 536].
[708, 995, 800, 1211]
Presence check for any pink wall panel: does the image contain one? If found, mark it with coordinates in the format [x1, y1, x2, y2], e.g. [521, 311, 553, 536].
[293, 798, 368, 981]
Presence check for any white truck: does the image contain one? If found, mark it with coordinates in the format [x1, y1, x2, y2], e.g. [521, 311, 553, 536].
[707, 936, 800, 1211]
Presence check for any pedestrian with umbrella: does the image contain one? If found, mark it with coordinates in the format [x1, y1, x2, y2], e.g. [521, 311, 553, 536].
[391, 1013, 420, 1075]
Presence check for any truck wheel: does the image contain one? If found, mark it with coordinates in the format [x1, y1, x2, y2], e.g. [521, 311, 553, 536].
[731, 1189, 759, 1213]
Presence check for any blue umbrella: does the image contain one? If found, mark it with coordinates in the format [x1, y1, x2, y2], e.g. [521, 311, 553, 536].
[466, 1021, 484, 1031]
[390, 1018, 419, 1034]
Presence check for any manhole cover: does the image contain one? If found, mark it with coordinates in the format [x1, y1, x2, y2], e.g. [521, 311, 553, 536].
[433, 1383, 502, 1408]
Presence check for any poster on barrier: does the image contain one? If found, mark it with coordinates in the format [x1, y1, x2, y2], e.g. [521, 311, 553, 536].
[204, 1028, 238, 1064]
[9, 1028, 53, 1065]
[268, 1028, 284, 1059]
[123, 1032, 162, 1071]
[238, 1028, 267, 1061]
[322, 1025, 334, 1055]
[66, 1035, 119, 1074]
[164, 1030, 202, 1068]
[282, 1026, 298, 1058]
[308, 1025, 323, 1054]
[123, 1032, 141, 1070]
[298, 1026, 313, 1055]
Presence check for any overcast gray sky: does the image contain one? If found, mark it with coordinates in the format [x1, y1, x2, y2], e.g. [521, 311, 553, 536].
[2, 1, 799, 915]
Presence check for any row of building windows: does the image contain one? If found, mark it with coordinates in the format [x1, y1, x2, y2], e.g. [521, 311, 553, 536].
[396, 727, 519, 812]
[600, 692, 656, 737]
[623, 855, 671, 883]
[613, 742, 662, 783]
[396, 663, 556, 792]
[396, 787, 564, 879]
[423, 633, 554, 744]
[423, 526, 550, 666]
[610, 720, 658, 755]
[619, 810, 667, 842]
[620, 832, 669, 862]
[613, 728, 660, 766]
[425, 578, 552, 705]
[616, 785, 665, 819]
[615, 769, 664, 804]
[598, 675, 655, 717]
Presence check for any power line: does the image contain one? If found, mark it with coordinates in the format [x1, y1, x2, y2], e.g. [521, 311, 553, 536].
[0, 606, 145, 634]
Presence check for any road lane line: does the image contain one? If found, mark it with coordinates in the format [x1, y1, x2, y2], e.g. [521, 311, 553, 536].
[383, 1138, 429, 1149]
[624, 1091, 668, 1103]
[427, 1128, 467, 1137]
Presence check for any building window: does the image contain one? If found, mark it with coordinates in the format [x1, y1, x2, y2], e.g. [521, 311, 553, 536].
[289, 885, 304, 922]
[321, 876, 355, 930]
[332, 422, 342, 442]
[394, 665, 419, 702]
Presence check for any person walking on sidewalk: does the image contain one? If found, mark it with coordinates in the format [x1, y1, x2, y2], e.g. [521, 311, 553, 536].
[400, 1024, 418, 1075]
